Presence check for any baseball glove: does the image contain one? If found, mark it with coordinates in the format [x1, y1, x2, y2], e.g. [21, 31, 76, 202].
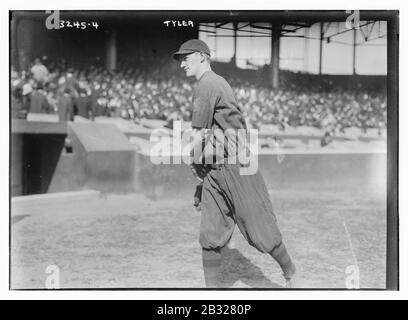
[190, 163, 209, 182]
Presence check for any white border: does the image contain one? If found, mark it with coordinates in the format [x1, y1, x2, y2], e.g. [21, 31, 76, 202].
[1, 0, 407, 300]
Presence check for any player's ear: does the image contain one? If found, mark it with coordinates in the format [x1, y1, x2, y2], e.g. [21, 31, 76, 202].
[199, 53, 206, 63]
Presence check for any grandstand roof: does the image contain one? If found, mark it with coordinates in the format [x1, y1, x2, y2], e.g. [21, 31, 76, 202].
[199, 20, 386, 45]
[12, 10, 391, 45]
[11, 10, 395, 23]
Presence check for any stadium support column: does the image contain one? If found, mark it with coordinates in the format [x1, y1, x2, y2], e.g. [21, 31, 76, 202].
[11, 13, 19, 71]
[270, 23, 281, 89]
[319, 22, 324, 75]
[352, 27, 357, 75]
[232, 22, 237, 66]
[106, 31, 117, 71]
[304, 26, 309, 72]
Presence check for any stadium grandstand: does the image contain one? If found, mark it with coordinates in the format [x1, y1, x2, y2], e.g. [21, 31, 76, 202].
[11, 11, 387, 135]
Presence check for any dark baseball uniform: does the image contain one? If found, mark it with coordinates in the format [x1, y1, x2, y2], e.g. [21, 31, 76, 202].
[29, 90, 51, 114]
[57, 94, 74, 122]
[75, 95, 92, 119]
[192, 70, 282, 253]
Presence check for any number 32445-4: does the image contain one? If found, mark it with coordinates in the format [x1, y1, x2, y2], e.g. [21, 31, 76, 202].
[59, 20, 99, 30]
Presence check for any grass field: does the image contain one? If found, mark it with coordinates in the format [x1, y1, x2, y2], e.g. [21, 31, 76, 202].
[11, 185, 386, 289]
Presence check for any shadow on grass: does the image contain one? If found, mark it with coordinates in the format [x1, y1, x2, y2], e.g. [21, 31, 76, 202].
[220, 247, 283, 288]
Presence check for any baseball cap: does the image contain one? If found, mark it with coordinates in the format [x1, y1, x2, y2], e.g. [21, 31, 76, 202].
[173, 39, 211, 61]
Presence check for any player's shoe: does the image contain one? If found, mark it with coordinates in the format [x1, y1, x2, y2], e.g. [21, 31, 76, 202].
[230, 280, 251, 288]
[285, 271, 306, 288]
[285, 275, 299, 288]
[283, 265, 300, 289]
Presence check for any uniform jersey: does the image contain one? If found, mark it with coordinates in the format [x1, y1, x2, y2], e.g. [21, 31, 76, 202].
[192, 70, 246, 131]
[57, 94, 74, 122]
[75, 95, 92, 119]
[192, 71, 249, 164]
[29, 90, 51, 114]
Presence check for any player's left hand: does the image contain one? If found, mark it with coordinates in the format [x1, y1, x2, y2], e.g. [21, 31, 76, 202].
[193, 183, 203, 212]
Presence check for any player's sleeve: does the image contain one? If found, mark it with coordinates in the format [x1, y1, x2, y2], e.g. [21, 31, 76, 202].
[191, 81, 219, 129]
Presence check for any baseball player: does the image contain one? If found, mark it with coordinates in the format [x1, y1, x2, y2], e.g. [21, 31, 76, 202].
[173, 39, 297, 288]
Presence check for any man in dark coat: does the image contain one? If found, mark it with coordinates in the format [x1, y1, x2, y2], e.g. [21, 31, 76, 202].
[29, 83, 51, 114]
[74, 89, 92, 119]
[57, 88, 74, 121]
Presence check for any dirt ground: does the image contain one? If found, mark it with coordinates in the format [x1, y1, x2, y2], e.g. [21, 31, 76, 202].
[10, 186, 386, 289]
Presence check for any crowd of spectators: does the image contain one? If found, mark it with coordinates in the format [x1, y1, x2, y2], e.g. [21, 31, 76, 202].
[11, 57, 387, 135]
[231, 77, 387, 134]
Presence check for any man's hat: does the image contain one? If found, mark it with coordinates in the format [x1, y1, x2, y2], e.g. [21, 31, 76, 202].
[173, 39, 211, 61]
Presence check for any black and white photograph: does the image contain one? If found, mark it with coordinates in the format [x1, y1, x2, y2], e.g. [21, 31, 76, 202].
[9, 9, 398, 291]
